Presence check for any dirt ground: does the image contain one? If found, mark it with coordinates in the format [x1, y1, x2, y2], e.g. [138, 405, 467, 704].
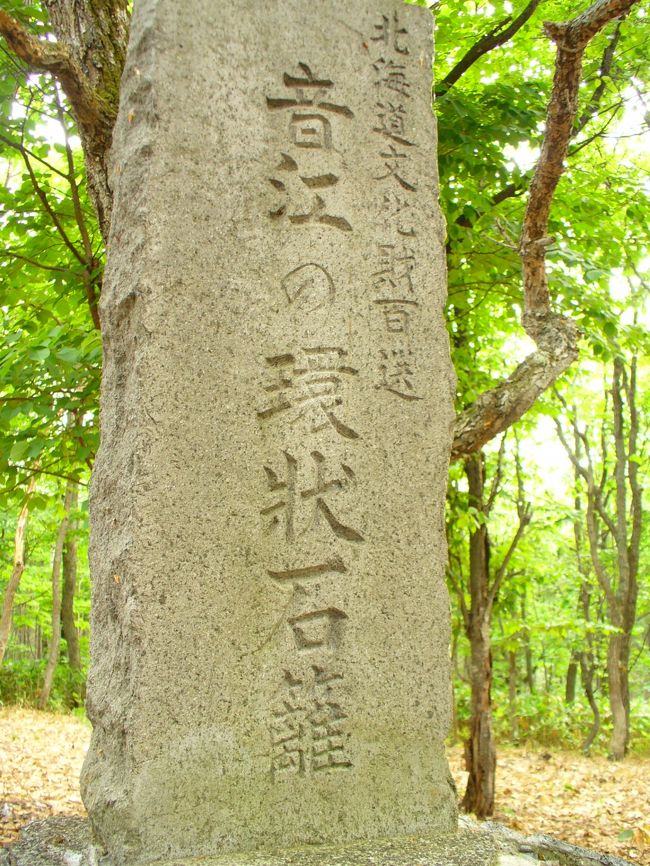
[1, 708, 649, 863]
[449, 744, 650, 863]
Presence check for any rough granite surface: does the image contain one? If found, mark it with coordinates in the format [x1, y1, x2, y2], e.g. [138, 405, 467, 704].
[8, 820, 502, 866]
[5, 818, 638, 866]
[82, 1, 456, 865]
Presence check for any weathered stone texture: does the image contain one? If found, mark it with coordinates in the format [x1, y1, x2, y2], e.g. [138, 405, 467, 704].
[82, 1, 456, 863]
[7, 817, 638, 866]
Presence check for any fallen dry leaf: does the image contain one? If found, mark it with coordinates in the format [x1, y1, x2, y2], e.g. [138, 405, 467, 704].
[449, 744, 650, 866]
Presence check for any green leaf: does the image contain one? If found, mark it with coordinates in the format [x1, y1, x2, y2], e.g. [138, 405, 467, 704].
[28, 346, 50, 361]
[603, 321, 617, 338]
[9, 440, 30, 461]
[56, 347, 81, 364]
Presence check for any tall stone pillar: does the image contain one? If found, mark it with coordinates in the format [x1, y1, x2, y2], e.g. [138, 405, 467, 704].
[82, 1, 457, 863]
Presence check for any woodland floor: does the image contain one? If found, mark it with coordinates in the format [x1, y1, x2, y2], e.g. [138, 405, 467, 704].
[0, 708, 649, 863]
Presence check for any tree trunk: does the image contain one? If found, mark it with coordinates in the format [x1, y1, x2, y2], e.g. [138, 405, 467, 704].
[461, 454, 496, 818]
[565, 654, 578, 703]
[61, 483, 81, 671]
[38, 482, 75, 709]
[508, 649, 519, 740]
[521, 595, 535, 692]
[607, 630, 629, 760]
[0, 478, 37, 665]
[42, 0, 129, 241]
[605, 355, 639, 759]
[579, 648, 600, 753]
[462, 613, 495, 817]
[578, 576, 600, 753]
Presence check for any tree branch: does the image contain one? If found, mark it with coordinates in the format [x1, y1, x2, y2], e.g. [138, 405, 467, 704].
[447, 562, 470, 631]
[522, 0, 637, 319]
[0, 131, 69, 180]
[452, 35, 624, 236]
[624, 357, 642, 585]
[54, 87, 102, 331]
[0, 11, 105, 129]
[452, 317, 577, 460]
[0, 3, 130, 242]
[575, 20, 623, 131]
[0, 475, 37, 665]
[586, 497, 619, 618]
[486, 433, 507, 515]
[436, 0, 543, 96]
[16, 143, 87, 266]
[451, 0, 638, 460]
[488, 502, 532, 608]
[0, 249, 68, 273]
[554, 393, 619, 540]
[611, 357, 630, 602]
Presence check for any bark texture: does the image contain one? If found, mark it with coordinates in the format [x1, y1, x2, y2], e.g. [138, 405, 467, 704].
[0, 478, 37, 666]
[62, 483, 82, 672]
[0, 2, 129, 241]
[38, 482, 76, 709]
[462, 455, 496, 818]
[572, 427, 600, 752]
[449, 447, 531, 817]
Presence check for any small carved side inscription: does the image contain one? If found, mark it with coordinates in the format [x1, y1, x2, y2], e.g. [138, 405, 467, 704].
[367, 10, 425, 401]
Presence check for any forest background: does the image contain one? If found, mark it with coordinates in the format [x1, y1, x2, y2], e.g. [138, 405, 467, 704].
[0, 0, 648, 830]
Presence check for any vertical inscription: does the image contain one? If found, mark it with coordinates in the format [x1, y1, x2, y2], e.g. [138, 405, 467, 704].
[267, 63, 354, 232]
[367, 11, 424, 401]
[262, 63, 362, 778]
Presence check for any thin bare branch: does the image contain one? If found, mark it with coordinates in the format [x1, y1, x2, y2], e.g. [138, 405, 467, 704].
[0, 249, 69, 273]
[8, 139, 86, 266]
[486, 433, 507, 515]
[54, 86, 102, 330]
[0, 476, 37, 665]
[585, 498, 619, 617]
[447, 562, 470, 630]
[625, 357, 642, 582]
[488, 503, 532, 607]
[437, 0, 543, 95]
[0, 131, 69, 180]
[576, 20, 623, 129]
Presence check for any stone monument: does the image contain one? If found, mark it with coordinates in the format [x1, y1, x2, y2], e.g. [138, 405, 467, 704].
[82, 1, 457, 863]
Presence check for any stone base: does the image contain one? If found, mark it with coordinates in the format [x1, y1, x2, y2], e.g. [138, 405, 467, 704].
[1, 817, 636, 866]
